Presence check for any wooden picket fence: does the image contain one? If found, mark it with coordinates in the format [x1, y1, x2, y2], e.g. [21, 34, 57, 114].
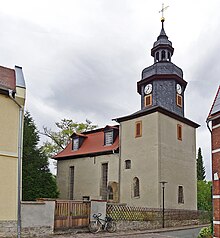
[54, 200, 90, 230]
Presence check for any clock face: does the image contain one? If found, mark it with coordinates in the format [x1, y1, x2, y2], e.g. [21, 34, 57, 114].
[176, 84, 182, 94]
[144, 84, 152, 95]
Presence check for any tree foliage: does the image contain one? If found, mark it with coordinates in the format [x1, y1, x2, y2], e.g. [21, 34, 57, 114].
[197, 180, 212, 211]
[41, 118, 98, 158]
[197, 147, 206, 181]
[22, 112, 59, 200]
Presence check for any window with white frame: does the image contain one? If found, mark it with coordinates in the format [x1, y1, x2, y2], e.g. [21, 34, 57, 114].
[105, 131, 113, 146]
[73, 138, 79, 151]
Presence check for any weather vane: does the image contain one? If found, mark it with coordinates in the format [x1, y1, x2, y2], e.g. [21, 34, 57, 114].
[159, 3, 169, 22]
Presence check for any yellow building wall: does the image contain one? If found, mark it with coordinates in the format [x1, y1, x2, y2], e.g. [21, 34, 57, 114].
[0, 89, 25, 221]
[0, 95, 19, 154]
[0, 156, 18, 220]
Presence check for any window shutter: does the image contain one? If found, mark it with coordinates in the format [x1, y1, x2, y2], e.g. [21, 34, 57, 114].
[176, 94, 183, 107]
[135, 121, 142, 137]
[177, 124, 182, 141]
[145, 94, 152, 107]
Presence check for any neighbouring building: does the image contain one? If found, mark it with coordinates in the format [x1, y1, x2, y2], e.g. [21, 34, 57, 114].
[0, 65, 26, 231]
[207, 86, 220, 238]
[55, 18, 199, 210]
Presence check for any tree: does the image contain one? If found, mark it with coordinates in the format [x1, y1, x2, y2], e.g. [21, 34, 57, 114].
[22, 111, 59, 200]
[197, 180, 212, 212]
[197, 147, 206, 181]
[41, 118, 98, 158]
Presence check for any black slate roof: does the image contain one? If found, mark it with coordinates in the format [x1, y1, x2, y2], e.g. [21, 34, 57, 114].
[113, 106, 200, 128]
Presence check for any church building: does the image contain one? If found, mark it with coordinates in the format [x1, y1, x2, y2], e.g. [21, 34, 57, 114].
[55, 18, 199, 210]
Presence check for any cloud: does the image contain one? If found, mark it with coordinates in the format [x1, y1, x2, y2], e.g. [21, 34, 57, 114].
[0, 0, 219, 178]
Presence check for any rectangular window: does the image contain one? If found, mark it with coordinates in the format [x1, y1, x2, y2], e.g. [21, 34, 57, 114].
[82, 196, 90, 201]
[105, 131, 113, 146]
[178, 186, 184, 204]
[145, 94, 152, 107]
[101, 163, 108, 200]
[73, 138, 79, 151]
[176, 94, 183, 108]
[177, 124, 182, 141]
[69, 166, 74, 200]
[135, 121, 142, 137]
[125, 160, 131, 169]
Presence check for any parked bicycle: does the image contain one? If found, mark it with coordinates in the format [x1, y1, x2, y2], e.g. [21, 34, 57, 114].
[88, 213, 116, 233]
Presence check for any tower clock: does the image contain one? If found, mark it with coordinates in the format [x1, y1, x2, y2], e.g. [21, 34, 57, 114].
[137, 19, 187, 117]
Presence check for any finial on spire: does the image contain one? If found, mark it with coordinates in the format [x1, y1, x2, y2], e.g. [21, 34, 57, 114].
[159, 3, 169, 22]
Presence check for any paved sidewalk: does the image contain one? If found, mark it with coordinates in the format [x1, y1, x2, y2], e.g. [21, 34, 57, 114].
[45, 224, 208, 238]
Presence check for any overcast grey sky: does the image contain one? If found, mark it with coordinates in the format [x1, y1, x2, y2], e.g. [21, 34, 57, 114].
[1, 0, 219, 179]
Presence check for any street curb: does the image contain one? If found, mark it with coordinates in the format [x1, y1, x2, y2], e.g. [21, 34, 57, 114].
[53, 223, 210, 237]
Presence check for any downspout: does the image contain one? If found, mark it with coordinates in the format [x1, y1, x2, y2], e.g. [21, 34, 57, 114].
[206, 118, 212, 133]
[206, 117, 214, 238]
[115, 120, 121, 203]
[8, 90, 23, 238]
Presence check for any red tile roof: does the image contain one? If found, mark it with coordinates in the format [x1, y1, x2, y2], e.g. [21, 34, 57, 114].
[0, 66, 16, 91]
[54, 127, 119, 160]
[207, 86, 220, 120]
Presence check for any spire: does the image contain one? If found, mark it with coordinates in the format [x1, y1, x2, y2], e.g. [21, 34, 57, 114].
[158, 3, 168, 38]
[157, 18, 168, 40]
[151, 7, 174, 63]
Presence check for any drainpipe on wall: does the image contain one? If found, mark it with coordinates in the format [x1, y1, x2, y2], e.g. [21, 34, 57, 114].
[206, 119, 212, 133]
[8, 90, 23, 238]
[117, 122, 121, 203]
[206, 117, 215, 238]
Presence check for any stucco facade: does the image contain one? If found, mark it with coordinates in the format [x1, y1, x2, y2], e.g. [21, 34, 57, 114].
[120, 113, 159, 207]
[119, 111, 197, 209]
[57, 154, 119, 201]
[0, 66, 26, 224]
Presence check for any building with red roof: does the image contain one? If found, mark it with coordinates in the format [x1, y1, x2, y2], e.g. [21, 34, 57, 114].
[207, 86, 220, 237]
[55, 19, 199, 209]
[55, 125, 120, 202]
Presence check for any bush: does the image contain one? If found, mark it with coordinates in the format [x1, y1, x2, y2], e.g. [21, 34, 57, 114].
[197, 226, 212, 238]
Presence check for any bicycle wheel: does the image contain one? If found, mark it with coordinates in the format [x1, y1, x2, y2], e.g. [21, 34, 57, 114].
[106, 221, 116, 232]
[88, 221, 101, 233]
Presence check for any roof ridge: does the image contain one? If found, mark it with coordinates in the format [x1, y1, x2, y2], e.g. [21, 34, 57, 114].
[208, 85, 220, 119]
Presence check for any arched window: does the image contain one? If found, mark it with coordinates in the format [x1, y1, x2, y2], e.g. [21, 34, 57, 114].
[107, 185, 113, 200]
[168, 52, 171, 61]
[133, 177, 140, 197]
[161, 50, 166, 60]
[125, 160, 131, 169]
[156, 52, 159, 62]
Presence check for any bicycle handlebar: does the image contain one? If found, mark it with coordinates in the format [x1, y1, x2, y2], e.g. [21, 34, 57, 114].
[93, 213, 102, 218]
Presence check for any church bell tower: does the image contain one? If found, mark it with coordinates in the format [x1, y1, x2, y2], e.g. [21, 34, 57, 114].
[137, 17, 187, 117]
